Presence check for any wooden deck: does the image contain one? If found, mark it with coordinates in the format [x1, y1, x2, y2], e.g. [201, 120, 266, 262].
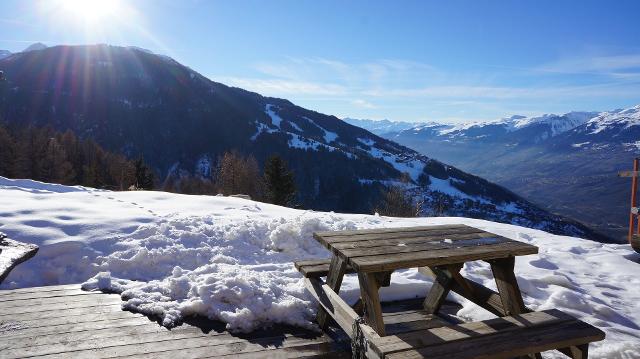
[0, 284, 461, 358]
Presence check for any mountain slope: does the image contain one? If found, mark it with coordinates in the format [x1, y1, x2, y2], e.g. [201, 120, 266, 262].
[379, 107, 639, 242]
[0, 44, 604, 240]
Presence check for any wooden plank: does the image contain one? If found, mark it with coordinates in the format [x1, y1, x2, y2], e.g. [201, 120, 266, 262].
[316, 227, 484, 247]
[0, 288, 92, 302]
[294, 258, 337, 268]
[304, 277, 379, 345]
[331, 231, 496, 250]
[358, 272, 386, 336]
[11, 331, 327, 359]
[339, 236, 512, 258]
[422, 264, 462, 314]
[419, 266, 507, 316]
[1, 316, 154, 339]
[317, 255, 348, 329]
[371, 309, 603, 358]
[351, 242, 538, 272]
[385, 320, 604, 359]
[315, 224, 469, 238]
[295, 260, 355, 278]
[0, 302, 123, 322]
[305, 278, 368, 338]
[0, 283, 79, 295]
[112, 334, 345, 359]
[0, 290, 116, 308]
[489, 257, 526, 316]
[2, 320, 182, 350]
[619, 170, 640, 177]
[0, 294, 122, 315]
[215, 341, 351, 358]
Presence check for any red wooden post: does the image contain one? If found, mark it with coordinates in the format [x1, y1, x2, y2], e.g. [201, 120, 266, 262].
[630, 158, 639, 243]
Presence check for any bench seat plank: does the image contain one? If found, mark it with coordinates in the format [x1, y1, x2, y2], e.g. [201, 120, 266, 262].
[370, 309, 604, 359]
[294, 259, 355, 278]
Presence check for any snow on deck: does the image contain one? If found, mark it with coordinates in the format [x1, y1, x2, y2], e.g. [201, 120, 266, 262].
[0, 176, 638, 356]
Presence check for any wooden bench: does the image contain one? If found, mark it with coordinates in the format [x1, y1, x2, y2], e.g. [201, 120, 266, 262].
[294, 258, 355, 278]
[368, 309, 604, 359]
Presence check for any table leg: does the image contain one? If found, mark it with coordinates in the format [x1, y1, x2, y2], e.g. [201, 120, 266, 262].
[422, 263, 463, 314]
[490, 257, 542, 359]
[316, 255, 347, 329]
[358, 272, 386, 336]
[489, 257, 526, 316]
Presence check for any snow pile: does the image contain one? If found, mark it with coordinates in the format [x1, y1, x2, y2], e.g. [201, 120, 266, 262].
[1, 177, 639, 357]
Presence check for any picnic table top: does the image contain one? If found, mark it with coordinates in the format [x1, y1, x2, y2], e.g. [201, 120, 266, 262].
[313, 224, 538, 273]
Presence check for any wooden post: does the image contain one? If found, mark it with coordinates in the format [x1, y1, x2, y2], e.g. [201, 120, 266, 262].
[629, 158, 639, 244]
[489, 257, 526, 316]
[358, 272, 386, 336]
[490, 257, 543, 359]
[316, 255, 347, 329]
[422, 264, 462, 314]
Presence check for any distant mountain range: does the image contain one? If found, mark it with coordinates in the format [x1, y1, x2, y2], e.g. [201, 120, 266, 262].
[0, 44, 607, 241]
[346, 107, 640, 242]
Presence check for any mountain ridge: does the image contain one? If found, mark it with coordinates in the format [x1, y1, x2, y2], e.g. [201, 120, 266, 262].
[356, 105, 640, 242]
[0, 44, 607, 241]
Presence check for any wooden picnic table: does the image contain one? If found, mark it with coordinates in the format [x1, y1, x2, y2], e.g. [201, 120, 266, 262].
[297, 224, 604, 358]
[312, 224, 538, 336]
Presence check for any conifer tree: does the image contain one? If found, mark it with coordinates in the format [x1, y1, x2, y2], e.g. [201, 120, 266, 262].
[263, 155, 296, 206]
[134, 156, 154, 190]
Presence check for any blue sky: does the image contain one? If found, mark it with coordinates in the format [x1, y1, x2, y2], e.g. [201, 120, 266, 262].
[1, 0, 639, 123]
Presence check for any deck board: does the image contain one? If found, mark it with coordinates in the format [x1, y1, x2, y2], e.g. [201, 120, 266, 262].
[0, 284, 351, 359]
[0, 284, 464, 358]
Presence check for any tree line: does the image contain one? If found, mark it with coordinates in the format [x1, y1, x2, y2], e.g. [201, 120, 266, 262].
[0, 122, 423, 214]
[0, 123, 154, 190]
[164, 151, 297, 207]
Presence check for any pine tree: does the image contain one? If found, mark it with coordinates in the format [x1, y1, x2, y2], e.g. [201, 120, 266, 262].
[263, 155, 296, 206]
[0, 124, 15, 177]
[134, 157, 154, 190]
[215, 151, 263, 199]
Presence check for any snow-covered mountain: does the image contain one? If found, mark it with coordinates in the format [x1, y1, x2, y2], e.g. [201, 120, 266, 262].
[0, 44, 604, 240]
[364, 106, 640, 242]
[343, 118, 423, 136]
[0, 50, 10, 60]
[0, 177, 638, 356]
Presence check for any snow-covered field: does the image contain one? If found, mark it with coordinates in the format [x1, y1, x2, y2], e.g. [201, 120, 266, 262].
[1, 176, 639, 358]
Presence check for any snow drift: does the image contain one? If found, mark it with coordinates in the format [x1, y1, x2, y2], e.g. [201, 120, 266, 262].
[0, 176, 639, 357]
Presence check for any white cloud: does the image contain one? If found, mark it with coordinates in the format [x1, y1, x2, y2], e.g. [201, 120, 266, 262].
[351, 99, 377, 109]
[218, 77, 347, 96]
[536, 54, 640, 76]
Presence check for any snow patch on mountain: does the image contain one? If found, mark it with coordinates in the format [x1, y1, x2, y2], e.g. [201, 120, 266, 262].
[586, 105, 640, 134]
[265, 104, 283, 128]
[302, 116, 338, 143]
[367, 146, 426, 180]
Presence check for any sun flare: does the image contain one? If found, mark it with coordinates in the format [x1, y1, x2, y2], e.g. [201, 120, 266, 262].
[54, 0, 123, 26]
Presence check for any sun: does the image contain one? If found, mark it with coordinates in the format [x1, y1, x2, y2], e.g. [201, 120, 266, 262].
[55, 0, 123, 25]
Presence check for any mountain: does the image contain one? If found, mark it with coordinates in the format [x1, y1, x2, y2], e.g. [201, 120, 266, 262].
[376, 107, 639, 242]
[22, 42, 47, 52]
[0, 44, 605, 240]
[0, 50, 10, 60]
[343, 118, 423, 136]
